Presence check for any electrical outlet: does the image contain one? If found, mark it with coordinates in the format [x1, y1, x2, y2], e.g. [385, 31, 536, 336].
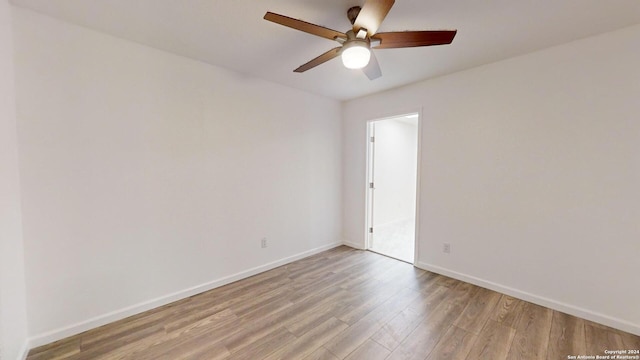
[261, 238, 268, 248]
[443, 243, 451, 254]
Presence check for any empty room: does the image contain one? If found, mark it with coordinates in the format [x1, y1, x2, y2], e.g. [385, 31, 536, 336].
[1, 0, 639, 359]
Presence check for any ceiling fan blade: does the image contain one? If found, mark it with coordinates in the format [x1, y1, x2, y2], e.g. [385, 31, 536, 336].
[294, 47, 342, 73]
[353, 0, 395, 37]
[264, 12, 346, 41]
[362, 52, 382, 80]
[373, 30, 457, 49]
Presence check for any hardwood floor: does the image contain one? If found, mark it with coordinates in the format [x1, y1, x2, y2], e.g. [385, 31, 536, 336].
[27, 246, 640, 360]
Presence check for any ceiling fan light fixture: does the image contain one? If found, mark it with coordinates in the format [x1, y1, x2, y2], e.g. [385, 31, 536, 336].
[341, 41, 371, 69]
[263, 0, 457, 79]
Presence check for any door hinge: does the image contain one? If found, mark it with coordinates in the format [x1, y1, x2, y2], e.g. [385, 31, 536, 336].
[369, 227, 374, 233]
[369, 182, 374, 189]
[370, 136, 375, 143]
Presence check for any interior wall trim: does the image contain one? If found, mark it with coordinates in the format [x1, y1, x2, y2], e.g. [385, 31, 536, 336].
[19, 343, 29, 360]
[342, 240, 365, 250]
[26, 242, 343, 350]
[415, 261, 640, 336]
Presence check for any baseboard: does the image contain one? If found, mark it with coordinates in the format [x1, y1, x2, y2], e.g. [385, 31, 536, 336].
[0, 338, 30, 360]
[19, 341, 29, 360]
[415, 261, 640, 336]
[27, 242, 342, 349]
[342, 240, 364, 250]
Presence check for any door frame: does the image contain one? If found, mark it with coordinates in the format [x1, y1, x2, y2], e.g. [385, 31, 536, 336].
[364, 110, 422, 264]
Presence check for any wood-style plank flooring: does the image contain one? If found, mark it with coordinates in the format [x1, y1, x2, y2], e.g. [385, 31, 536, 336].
[27, 246, 640, 360]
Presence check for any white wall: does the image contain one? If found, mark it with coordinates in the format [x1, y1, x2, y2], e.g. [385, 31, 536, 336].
[0, 1, 29, 359]
[343, 24, 640, 335]
[12, 7, 342, 343]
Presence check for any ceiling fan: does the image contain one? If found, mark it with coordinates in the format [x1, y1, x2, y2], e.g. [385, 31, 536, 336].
[263, 0, 457, 80]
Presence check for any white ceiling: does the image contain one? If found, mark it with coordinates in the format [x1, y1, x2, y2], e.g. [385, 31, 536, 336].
[10, 0, 640, 101]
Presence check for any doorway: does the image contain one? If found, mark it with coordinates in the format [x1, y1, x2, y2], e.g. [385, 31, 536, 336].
[366, 114, 419, 263]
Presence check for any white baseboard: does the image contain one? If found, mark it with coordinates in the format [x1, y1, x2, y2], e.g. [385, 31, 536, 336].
[415, 261, 640, 336]
[342, 240, 364, 250]
[27, 242, 342, 349]
[19, 342, 29, 360]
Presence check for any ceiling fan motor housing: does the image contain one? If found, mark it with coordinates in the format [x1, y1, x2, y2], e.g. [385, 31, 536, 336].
[340, 30, 371, 53]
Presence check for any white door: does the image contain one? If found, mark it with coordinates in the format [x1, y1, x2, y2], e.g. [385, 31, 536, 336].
[368, 115, 419, 263]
